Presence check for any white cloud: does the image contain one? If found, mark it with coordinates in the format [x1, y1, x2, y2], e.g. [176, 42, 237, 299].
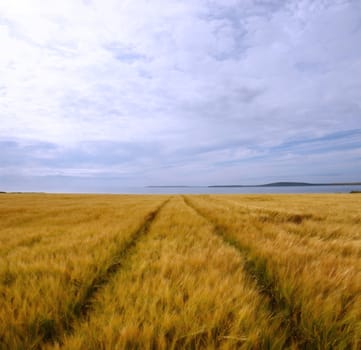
[0, 0, 360, 187]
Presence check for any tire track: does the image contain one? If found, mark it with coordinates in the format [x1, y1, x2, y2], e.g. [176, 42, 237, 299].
[198, 196, 361, 258]
[182, 195, 311, 348]
[209, 195, 319, 223]
[42, 198, 170, 347]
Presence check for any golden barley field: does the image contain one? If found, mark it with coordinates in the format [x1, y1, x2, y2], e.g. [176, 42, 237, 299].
[0, 193, 360, 349]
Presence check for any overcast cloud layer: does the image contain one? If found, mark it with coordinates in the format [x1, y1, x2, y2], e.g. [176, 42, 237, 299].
[1, 0, 361, 191]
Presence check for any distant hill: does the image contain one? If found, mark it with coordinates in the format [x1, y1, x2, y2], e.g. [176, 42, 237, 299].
[260, 182, 314, 187]
[209, 181, 361, 188]
[208, 182, 312, 187]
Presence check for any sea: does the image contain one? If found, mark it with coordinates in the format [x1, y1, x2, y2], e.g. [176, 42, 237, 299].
[114, 185, 361, 195]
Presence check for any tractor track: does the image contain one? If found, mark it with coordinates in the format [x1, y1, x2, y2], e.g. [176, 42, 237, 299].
[182, 195, 313, 348]
[42, 197, 170, 347]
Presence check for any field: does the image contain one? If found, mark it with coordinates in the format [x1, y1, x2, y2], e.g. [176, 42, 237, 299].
[0, 194, 360, 349]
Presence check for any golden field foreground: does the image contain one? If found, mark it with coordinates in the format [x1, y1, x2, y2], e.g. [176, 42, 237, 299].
[0, 194, 360, 349]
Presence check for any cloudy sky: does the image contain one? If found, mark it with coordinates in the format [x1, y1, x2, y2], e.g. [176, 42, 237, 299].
[0, 0, 360, 192]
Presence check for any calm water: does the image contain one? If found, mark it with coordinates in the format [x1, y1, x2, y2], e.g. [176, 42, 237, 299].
[114, 185, 361, 194]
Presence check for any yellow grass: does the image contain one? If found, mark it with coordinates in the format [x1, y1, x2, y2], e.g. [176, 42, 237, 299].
[184, 194, 361, 349]
[0, 194, 166, 348]
[0, 193, 360, 349]
[53, 197, 285, 349]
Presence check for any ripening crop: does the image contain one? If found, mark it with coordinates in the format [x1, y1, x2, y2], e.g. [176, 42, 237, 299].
[0, 193, 360, 349]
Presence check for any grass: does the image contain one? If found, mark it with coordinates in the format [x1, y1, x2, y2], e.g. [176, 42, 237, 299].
[0, 194, 166, 348]
[184, 194, 361, 349]
[0, 193, 360, 349]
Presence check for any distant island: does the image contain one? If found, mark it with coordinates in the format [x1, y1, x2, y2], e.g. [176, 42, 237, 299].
[147, 182, 361, 188]
[209, 182, 361, 187]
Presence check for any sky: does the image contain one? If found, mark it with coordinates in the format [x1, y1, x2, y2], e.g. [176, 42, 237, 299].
[0, 0, 361, 192]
